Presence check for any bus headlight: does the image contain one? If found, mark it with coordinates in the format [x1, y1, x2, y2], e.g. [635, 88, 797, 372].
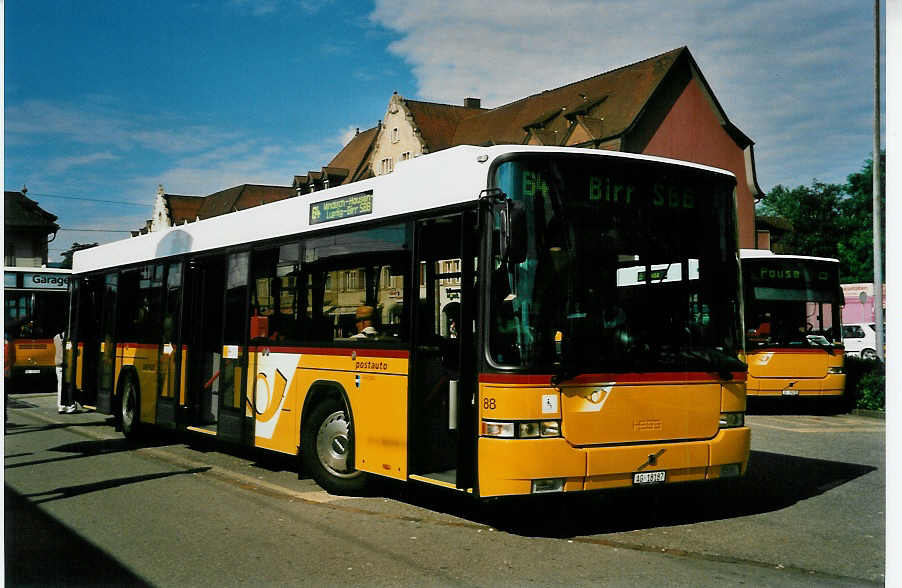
[518, 422, 541, 438]
[532, 478, 565, 493]
[481, 420, 561, 438]
[481, 421, 515, 438]
[719, 412, 745, 428]
[540, 420, 561, 437]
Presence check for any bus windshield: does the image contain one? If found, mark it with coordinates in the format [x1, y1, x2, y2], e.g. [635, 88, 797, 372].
[489, 155, 744, 375]
[743, 258, 842, 348]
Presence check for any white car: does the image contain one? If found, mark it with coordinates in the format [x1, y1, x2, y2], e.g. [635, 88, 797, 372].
[842, 323, 878, 360]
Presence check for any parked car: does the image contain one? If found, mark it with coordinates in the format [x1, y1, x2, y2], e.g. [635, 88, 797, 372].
[842, 323, 878, 360]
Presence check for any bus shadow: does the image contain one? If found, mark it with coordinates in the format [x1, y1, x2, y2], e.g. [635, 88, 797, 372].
[747, 396, 853, 416]
[393, 450, 876, 538]
[6, 436, 177, 470]
[4, 416, 118, 437]
[6, 485, 153, 586]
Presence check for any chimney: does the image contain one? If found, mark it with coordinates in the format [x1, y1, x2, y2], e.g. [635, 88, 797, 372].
[464, 97, 481, 109]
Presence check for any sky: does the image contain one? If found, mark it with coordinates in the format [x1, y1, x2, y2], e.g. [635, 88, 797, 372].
[3, 0, 888, 262]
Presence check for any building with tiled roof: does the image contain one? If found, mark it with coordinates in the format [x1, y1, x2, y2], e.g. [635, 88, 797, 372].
[135, 184, 296, 235]
[318, 46, 764, 248]
[4, 189, 60, 266]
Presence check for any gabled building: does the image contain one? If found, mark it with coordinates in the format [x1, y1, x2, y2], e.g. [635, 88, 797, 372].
[293, 126, 381, 194]
[4, 189, 60, 267]
[318, 47, 763, 248]
[135, 184, 296, 236]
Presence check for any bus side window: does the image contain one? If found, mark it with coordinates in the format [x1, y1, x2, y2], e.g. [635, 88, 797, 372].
[302, 225, 410, 346]
[250, 243, 303, 344]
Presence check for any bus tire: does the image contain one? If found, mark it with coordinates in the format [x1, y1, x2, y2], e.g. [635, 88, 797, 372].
[119, 372, 141, 440]
[301, 396, 368, 495]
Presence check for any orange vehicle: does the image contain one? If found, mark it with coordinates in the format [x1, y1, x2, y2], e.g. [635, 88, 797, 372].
[67, 146, 749, 498]
[740, 250, 845, 399]
[4, 267, 71, 391]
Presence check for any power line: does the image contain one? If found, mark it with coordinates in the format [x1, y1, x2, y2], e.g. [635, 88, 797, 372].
[21, 191, 152, 208]
[58, 227, 133, 233]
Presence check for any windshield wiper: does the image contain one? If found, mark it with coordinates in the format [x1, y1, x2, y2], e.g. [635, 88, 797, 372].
[686, 349, 742, 380]
[804, 335, 835, 354]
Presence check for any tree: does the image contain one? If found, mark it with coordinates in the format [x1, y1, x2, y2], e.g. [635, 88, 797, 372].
[837, 154, 885, 283]
[756, 152, 885, 283]
[60, 242, 98, 269]
[757, 180, 845, 259]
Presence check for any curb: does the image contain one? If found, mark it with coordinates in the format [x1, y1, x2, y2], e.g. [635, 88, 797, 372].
[851, 408, 885, 420]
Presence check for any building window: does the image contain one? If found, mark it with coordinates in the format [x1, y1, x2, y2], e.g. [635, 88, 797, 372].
[5, 243, 15, 266]
[381, 158, 393, 174]
[391, 128, 399, 143]
[401, 152, 411, 161]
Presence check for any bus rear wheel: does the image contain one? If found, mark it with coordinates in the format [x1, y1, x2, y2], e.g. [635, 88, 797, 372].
[301, 396, 368, 495]
[120, 374, 141, 440]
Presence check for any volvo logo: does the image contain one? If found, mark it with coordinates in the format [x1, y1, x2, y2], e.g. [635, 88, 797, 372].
[638, 449, 666, 471]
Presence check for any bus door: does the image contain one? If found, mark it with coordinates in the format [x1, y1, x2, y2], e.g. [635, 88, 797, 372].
[96, 273, 118, 413]
[156, 262, 183, 429]
[218, 251, 252, 444]
[183, 255, 225, 433]
[71, 276, 103, 408]
[410, 211, 478, 490]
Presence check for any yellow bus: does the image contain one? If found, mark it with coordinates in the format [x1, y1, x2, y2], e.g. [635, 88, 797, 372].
[5, 266, 71, 390]
[740, 250, 845, 399]
[66, 145, 749, 497]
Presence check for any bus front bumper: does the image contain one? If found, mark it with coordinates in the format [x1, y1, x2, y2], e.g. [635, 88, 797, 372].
[11, 365, 56, 380]
[477, 427, 750, 498]
[746, 374, 845, 397]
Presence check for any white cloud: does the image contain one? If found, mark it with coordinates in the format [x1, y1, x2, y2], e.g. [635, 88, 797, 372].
[6, 100, 240, 155]
[229, 0, 281, 16]
[370, 0, 883, 190]
[335, 125, 360, 149]
[46, 152, 119, 174]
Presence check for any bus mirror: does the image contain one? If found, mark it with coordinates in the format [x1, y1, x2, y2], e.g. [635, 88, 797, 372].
[496, 199, 527, 264]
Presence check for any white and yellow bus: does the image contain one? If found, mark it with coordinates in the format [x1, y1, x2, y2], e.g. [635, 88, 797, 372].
[5, 266, 71, 390]
[66, 145, 749, 497]
[740, 250, 845, 399]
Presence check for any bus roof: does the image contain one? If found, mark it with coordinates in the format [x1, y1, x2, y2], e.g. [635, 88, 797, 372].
[74, 145, 736, 275]
[739, 249, 839, 264]
[4, 266, 72, 274]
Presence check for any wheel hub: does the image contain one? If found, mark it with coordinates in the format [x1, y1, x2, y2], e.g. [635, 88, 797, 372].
[316, 411, 360, 479]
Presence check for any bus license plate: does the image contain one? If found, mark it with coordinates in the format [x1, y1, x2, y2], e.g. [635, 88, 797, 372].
[25, 369, 40, 374]
[782, 388, 799, 396]
[633, 471, 666, 485]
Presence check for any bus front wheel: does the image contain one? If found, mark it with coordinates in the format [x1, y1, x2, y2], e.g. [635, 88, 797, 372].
[301, 396, 368, 495]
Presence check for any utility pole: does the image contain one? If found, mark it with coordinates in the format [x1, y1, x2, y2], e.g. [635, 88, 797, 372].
[873, 0, 884, 362]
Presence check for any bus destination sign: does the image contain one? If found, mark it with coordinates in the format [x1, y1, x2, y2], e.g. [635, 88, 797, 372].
[310, 191, 373, 225]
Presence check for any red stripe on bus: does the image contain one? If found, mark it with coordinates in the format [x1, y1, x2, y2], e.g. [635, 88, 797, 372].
[479, 371, 747, 385]
[247, 345, 409, 359]
[749, 348, 837, 354]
